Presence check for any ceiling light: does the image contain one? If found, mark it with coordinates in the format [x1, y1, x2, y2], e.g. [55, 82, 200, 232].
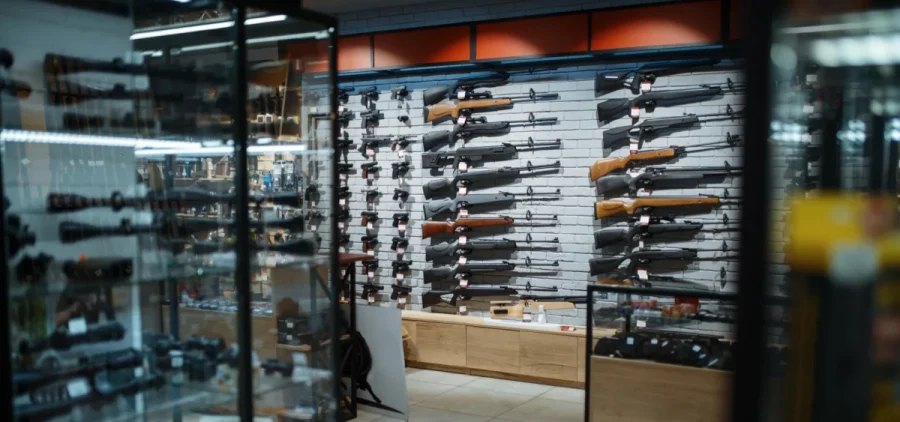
[1, 130, 198, 149]
[130, 15, 287, 40]
[134, 144, 309, 157]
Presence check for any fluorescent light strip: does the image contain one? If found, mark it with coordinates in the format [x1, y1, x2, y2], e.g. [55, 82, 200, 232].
[135, 144, 309, 157]
[1, 130, 199, 149]
[130, 15, 287, 40]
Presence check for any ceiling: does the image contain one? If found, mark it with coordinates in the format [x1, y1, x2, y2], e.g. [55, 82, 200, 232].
[302, 0, 439, 14]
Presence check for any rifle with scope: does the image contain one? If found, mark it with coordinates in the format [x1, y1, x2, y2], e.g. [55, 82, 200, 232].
[422, 138, 561, 169]
[597, 81, 744, 123]
[423, 161, 560, 199]
[425, 236, 559, 261]
[422, 114, 558, 151]
[46, 188, 302, 213]
[424, 257, 559, 284]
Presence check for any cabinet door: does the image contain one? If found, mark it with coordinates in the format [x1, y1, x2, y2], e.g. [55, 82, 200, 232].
[466, 327, 520, 373]
[520, 332, 578, 381]
[415, 322, 466, 367]
[402, 320, 418, 362]
[577, 337, 599, 383]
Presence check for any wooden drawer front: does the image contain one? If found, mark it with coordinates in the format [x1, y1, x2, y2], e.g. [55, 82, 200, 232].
[402, 321, 418, 361]
[520, 332, 578, 381]
[466, 327, 520, 373]
[576, 337, 599, 383]
[415, 322, 466, 367]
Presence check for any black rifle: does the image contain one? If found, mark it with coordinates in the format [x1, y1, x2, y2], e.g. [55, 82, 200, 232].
[597, 81, 744, 124]
[598, 269, 713, 291]
[422, 283, 558, 307]
[392, 213, 410, 228]
[58, 215, 305, 243]
[189, 238, 317, 256]
[360, 109, 384, 127]
[423, 257, 559, 283]
[15, 372, 165, 421]
[48, 82, 183, 104]
[594, 216, 722, 249]
[393, 189, 410, 201]
[361, 162, 381, 179]
[391, 85, 409, 100]
[422, 114, 557, 151]
[47, 188, 302, 213]
[44, 53, 228, 83]
[391, 236, 409, 251]
[6, 212, 35, 256]
[392, 260, 412, 277]
[425, 236, 559, 261]
[422, 138, 561, 169]
[14, 348, 142, 394]
[19, 321, 126, 354]
[589, 248, 739, 276]
[422, 69, 550, 106]
[423, 161, 560, 199]
[594, 59, 721, 95]
[357, 136, 397, 157]
[603, 106, 742, 148]
[390, 284, 412, 300]
[392, 162, 412, 179]
[596, 165, 742, 196]
[424, 191, 560, 219]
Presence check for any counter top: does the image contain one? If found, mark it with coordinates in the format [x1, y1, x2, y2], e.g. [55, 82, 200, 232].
[401, 310, 616, 338]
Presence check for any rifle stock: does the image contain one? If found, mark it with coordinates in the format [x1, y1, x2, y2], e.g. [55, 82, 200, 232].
[594, 197, 721, 219]
[589, 149, 677, 181]
[421, 218, 515, 238]
[423, 86, 452, 105]
[425, 99, 513, 122]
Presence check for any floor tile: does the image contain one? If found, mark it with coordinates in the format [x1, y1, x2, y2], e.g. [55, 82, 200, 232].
[406, 369, 480, 386]
[405, 367, 423, 376]
[417, 386, 532, 418]
[406, 379, 456, 404]
[464, 377, 552, 398]
[354, 409, 386, 422]
[401, 405, 492, 422]
[539, 386, 585, 403]
[497, 398, 583, 422]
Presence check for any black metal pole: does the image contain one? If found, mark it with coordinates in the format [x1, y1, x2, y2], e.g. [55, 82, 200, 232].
[732, 0, 773, 420]
[328, 27, 344, 421]
[231, 5, 253, 422]
[0, 50, 13, 422]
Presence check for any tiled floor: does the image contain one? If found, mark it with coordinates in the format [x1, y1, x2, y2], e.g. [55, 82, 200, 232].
[357, 368, 584, 422]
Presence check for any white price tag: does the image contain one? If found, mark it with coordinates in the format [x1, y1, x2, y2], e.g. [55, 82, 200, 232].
[399, 297, 407, 305]
[458, 235, 467, 245]
[459, 278, 468, 288]
[338, 222, 345, 230]
[459, 209, 469, 218]
[637, 268, 649, 280]
[66, 379, 90, 398]
[339, 198, 346, 206]
[398, 223, 407, 233]
[366, 147, 375, 157]
[368, 295, 375, 304]
[398, 149, 406, 158]
[803, 104, 814, 114]
[340, 174, 348, 181]
[397, 247, 406, 255]
[367, 172, 375, 181]
[458, 256, 467, 265]
[630, 106, 640, 119]
[68, 318, 87, 334]
[287, 334, 293, 341]
[638, 240, 645, 249]
[338, 105, 345, 113]
[692, 345, 702, 352]
[457, 115, 467, 125]
[287, 321, 294, 328]
[523, 313, 532, 322]
[458, 162, 469, 172]
[626, 337, 634, 345]
[640, 81, 652, 93]
[310, 225, 318, 232]
[172, 356, 184, 367]
[367, 249, 375, 256]
[396, 273, 405, 281]
[368, 270, 375, 279]
[459, 305, 467, 313]
[636, 320, 647, 328]
[629, 140, 639, 153]
[367, 222, 374, 231]
[639, 215, 650, 225]
[457, 91, 466, 100]
[458, 186, 468, 196]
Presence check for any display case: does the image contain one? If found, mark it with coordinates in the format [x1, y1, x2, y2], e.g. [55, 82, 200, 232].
[1, 1, 341, 421]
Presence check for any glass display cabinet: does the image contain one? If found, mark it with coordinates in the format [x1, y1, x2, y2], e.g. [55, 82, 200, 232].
[1, 0, 341, 420]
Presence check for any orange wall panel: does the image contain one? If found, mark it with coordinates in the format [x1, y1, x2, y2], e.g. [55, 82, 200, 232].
[286, 40, 328, 73]
[475, 14, 589, 60]
[338, 35, 372, 71]
[374, 26, 470, 68]
[591, 1, 721, 51]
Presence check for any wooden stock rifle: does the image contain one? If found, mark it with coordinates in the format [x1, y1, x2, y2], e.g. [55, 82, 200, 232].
[588, 134, 742, 181]
[594, 196, 739, 219]
[421, 212, 557, 238]
[423, 89, 558, 122]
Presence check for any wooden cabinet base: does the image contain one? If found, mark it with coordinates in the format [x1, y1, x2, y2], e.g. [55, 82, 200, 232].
[406, 361, 585, 389]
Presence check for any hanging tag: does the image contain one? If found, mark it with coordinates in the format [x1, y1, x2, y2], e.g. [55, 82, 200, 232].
[398, 148, 406, 158]
[66, 379, 91, 398]
[338, 105, 345, 114]
[367, 294, 375, 304]
[396, 273, 405, 282]
[367, 172, 375, 182]
[367, 268, 375, 278]
[367, 249, 375, 256]
[68, 318, 87, 334]
[457, 91, 466, 100]
[640, 81, 652, 93]
[628, 168, 642, 176]
[286, 334, 293, 341]
[629, 140, 640, 153]
[459, 208, 469, 218]
[366, 147, 375, 157]
[286, 321, 294, 329]
[340, 174, 348, 182]
[366, 222, 374, 231]
[399, 296, 407, 305]
[459, 305, 467, 313]
[459, 186, 468, 196]
[636, 319, 647, 328]
[339, 198, 346, 206]
[523, 313, 532, 322]
[458, 162, 469, 172]
[637, 268, 649, 280]
[459, 279, 469, 288]
[630, 106, 640, 119]
[458, 256, 468, 265]
[639, 215, 650, 225]
[367, 200, 374, 210]
[397, 247, 406, 256]
[457, 115, 467, 125]
[338, 221, 345, 230]
[458, 235, 467, 245]
[398, 223, 407, 233]
[638, 240, 645, 249]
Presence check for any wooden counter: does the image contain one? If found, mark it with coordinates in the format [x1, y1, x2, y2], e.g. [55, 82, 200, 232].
[401, 310, 613, 387]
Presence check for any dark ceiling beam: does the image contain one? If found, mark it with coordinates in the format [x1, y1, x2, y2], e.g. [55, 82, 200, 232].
[38, 0, 130, 17]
